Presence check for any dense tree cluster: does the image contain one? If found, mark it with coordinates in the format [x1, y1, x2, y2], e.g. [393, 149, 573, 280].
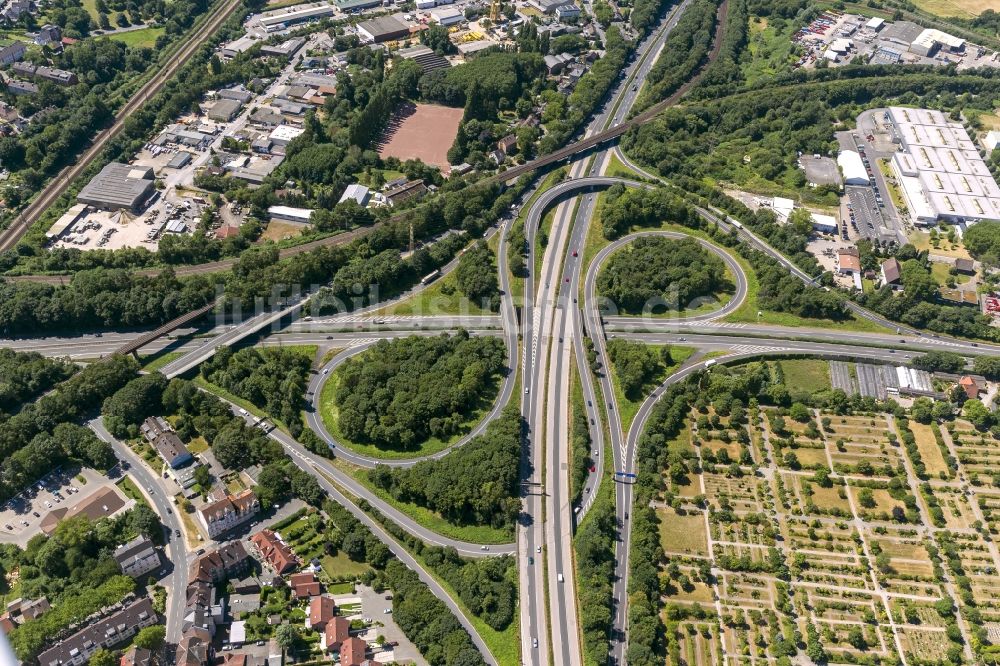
[455, 241, 500, 311]
[607, 339, 672, 399]
[0, 269, 215, 335]
[635, 0, 720, 110]
[382, 559, 486, 665]
[753, 251, 848, 321]
[102, 372, 168, 438]
[334, 331, 506, 449]
[961, 221, 1000, 265]
[576, 500, 619, 663]
[368, 407, 521, 530]
[423, 547, 515, 631]
[0, 356, 137, 503]
[598, 236, 726, 313]
[627, 498, 665, 665]
[912, 351, 966, 374]
[201, 346, 312, 436]
[599, 183, 703, 239]
[350, 59, 423, 149]
[0, 349, 75, 415]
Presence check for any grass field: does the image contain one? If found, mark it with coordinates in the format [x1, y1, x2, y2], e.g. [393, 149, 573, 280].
[321, 552, 372, 579]
[375, 264, 493, 317]
[260, 220, 304, 242]
[107, 26, 166, 48]
[742, 16, 798, 84]
[772, 359, 831, 393]
[909, 422, 949, 477]
[656, 508, 709, 557]
[930, 261, 971, 286]
[911, 230, 971, 260]
[911, 0, 991, 18]
[140, 351, 183, 372]
[317, 368, 499, 460]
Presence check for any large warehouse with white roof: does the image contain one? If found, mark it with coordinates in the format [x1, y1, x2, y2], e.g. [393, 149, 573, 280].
[886, 106, 1000, 226]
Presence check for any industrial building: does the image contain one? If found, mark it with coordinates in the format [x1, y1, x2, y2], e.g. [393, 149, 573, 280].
[268, 124, 305, 147]
[837, 150, 869, 185]
[258, 2, 336, 29]
[208, 98, 243, 122]
[886, 106, 1000, 226]
[357, 15, 412, 42]
[429, 6, 463, 25]
[336, 0, 381, 11]
[268, 205, 314, 225]
[398, 44, 450, 72]
[76, 163, 155, 212]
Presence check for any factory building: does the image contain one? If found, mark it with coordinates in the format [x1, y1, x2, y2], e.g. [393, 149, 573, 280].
[357, 15, 412, 42]
[77, 163, 155, 212]
[258, 2, 336, 29]
[837, 150, 869, 186]
[886, 106, 1000, 226]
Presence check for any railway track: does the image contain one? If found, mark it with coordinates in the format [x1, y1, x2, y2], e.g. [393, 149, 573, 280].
[0, 0, 246, 254]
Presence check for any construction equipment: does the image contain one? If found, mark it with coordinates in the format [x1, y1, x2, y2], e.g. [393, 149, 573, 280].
[489, 0, 501, 22]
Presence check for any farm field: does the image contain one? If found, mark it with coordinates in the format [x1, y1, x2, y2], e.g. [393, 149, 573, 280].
[655, 391, 1000, 664]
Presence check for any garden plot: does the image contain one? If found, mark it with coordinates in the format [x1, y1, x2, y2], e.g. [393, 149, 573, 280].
[783, 473, 851, 517]
[692, 408, 752, 465]
[663, 565, 715, 604]
[813, 620, 894, 661]
[763, 409, 828, 470]
[935, 487, 977, 530]
[702, 473, 767, 515]
[657, 508, 710, 558]
[785, 519, 871, 590]
[670, 621, 722, 666]
[846, 482, 914, 523]
[947, 419, 1000, 478]
[719, 614, 774, 665]
[822, 414, 903, 475]
[898, 627, 953, 664]
[718, 572, 777, 610]
[908, 421, 951, 479]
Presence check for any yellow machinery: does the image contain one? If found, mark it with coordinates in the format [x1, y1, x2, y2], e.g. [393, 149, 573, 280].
[489, 0, 501, 22]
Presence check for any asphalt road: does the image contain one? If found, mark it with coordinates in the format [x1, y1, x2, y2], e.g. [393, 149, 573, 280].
[88, 418, 188, 645]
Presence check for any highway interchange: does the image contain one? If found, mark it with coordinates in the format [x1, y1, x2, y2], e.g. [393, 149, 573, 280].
[5, 0, 1000, 664]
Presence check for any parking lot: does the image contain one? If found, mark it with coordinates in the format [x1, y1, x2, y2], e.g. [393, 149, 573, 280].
[800, 155, 841, 187]
[0, 468, 124, 547]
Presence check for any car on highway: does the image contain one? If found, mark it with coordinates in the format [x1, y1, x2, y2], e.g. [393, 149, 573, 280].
[557, 573, 564, 583]
[528, 556, 534, 565]
[536, 545, 541, 553]
[572, 250, 578, 257]
[533, 638, 538, 649]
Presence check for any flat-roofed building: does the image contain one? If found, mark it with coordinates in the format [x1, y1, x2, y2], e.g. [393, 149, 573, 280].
[838, 150, 869, 185]
[259, 2, 336, 29]
[886, 106, 1000, 226]
[77, 162, 155, 212]
[269, 124, 305, 147]
[357, 15, 411, 42]
[268, 205, 314, 225]
[429, 6, 462, 24]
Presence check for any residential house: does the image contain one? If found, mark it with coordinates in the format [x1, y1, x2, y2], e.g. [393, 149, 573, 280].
[307, 595, 336, 629]
[497, 134, 517, 157]
[198, 488, 259, 539]
[289, 571, 320, 598]
[120, 646, 153, 666]
[141, 417, 193, 469]
[324, 616, 350, 652]
[189, 541, 252, 584]
[250, 529, 299, 574]
[339, 183, 371, 207]
[0, 40, 26, 65]
[114, 535, 160, 579]
[34, 24, 60, 46]
[175, 626, 212, 666]
[881, 258, 901, 289]
[959, 376, 981, 400]
[836, 248, 861, 275]
[385, 179, 427, 207]
[341, 637, 368, 666]
[37, 598, 158, 666]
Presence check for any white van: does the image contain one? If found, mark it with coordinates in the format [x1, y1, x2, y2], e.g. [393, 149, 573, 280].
[557, 573, 564, 583]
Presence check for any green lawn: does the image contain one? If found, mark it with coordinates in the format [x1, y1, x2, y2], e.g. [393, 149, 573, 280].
[116, 476, 149, 507]
[106, 26, 165, 48]
[317, 369, 501, 460]
[604, 151, 639, 179]
[608, 345, 696, 435]
[770, 359, 831, 393]
[140, 351, 183, 373]
[321, 552, 372, 580]
[375, 266, 493, 317]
